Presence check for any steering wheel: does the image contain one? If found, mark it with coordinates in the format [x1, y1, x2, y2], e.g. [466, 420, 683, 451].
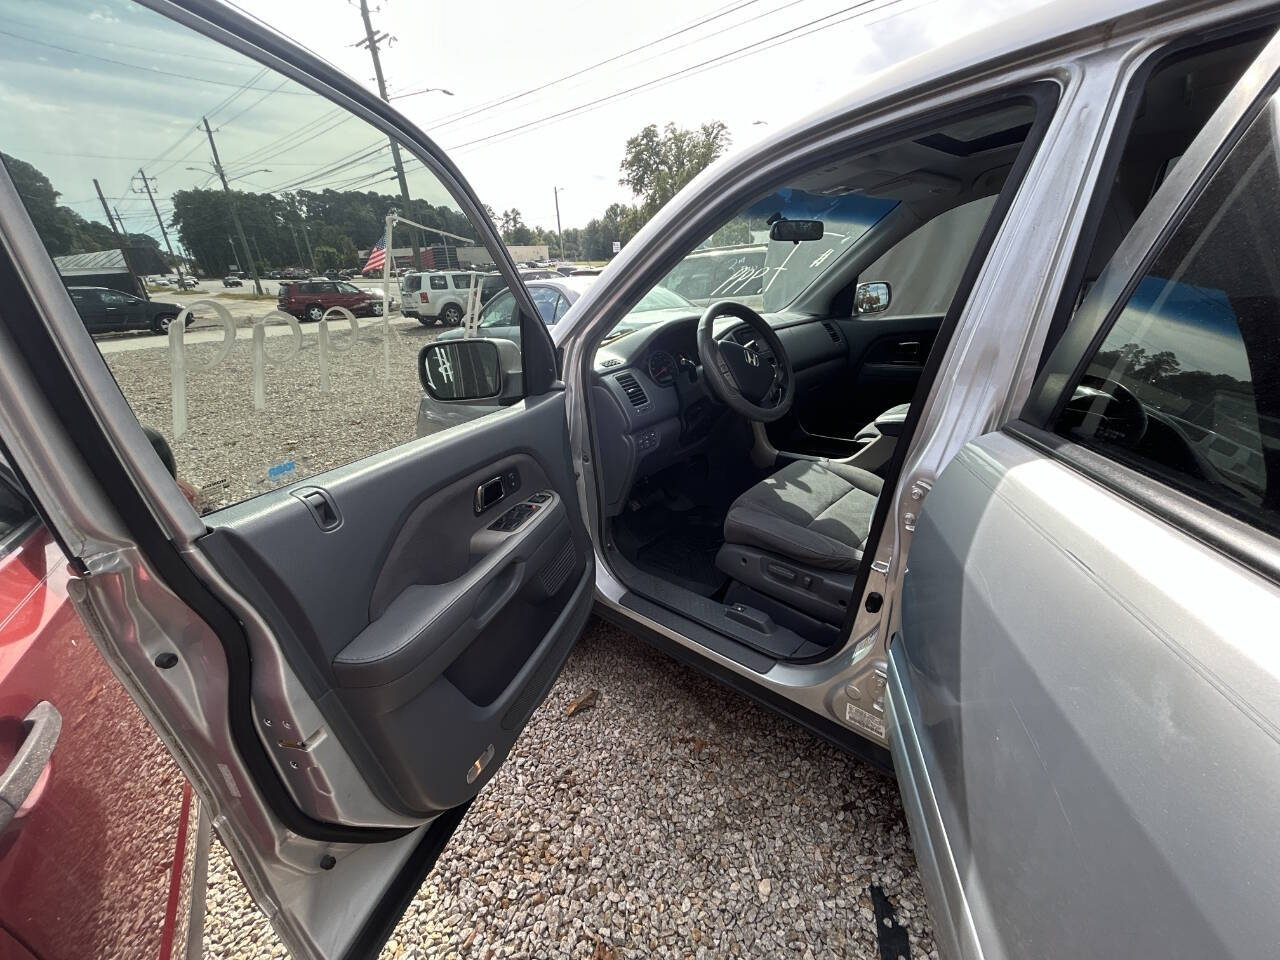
[1061, 374, 1149, 447]
[696, 300, 795, 422]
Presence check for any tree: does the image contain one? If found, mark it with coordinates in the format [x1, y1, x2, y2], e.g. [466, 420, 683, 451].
[1, 153, 122, 256]
[619, 121, 731, 216]
[313, 245, 339, 271]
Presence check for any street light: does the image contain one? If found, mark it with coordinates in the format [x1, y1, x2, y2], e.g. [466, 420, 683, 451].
[389, 86, 454, 100]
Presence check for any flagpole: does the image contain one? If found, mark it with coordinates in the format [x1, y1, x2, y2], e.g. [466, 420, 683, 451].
[382, 212, 393, 381]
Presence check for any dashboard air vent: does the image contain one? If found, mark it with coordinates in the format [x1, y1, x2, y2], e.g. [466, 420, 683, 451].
[822, 321, 840, 344]
[615, 372, 649, 408]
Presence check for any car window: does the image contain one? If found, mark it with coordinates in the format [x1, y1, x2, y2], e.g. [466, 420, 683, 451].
[430, 275, 449, 290]
[0, 472, 35, 554]
[553, 294, 572, 323]
[0, 0, 527, 512]
[1055, 94, 1280, 536]
[529, 286, 560, 325]
[451, 274, 472, 289]
[402, 275, 421, 293]
[857, 197, 996, 318]
[479, 291, 518, 328]
[100, 290, 131, 306]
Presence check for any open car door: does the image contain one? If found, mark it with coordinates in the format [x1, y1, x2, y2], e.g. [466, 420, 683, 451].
[888, 25, 1280, 960]
[0, 2, 593, 957]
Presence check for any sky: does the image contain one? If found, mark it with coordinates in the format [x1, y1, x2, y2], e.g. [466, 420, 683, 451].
[0, 0, 1042, 242]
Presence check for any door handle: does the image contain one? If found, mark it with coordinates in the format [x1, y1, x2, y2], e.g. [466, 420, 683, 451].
[0, 701, 62, 835]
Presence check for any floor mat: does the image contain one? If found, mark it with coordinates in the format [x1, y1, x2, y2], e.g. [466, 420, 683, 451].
[632, 520, 728, 596]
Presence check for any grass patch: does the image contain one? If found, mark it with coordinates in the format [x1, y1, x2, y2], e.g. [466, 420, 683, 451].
[215, 291, 277, 301]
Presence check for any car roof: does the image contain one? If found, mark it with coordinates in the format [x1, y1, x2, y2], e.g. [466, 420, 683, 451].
[527, 276, 597, 302]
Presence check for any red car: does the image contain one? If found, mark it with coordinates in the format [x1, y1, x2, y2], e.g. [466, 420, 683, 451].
[276, 279, 386, 322]
[0, 461, 202, 960]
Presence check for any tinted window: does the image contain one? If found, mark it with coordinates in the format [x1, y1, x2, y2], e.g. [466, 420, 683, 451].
[0, 475, 34, 548]
[451, 274, 472, 289]
[100, 290, 131, 306]
[430, 276, 449, 290]
[402, 275, 421, 292]
[1057, 97, 1280, 534]
[529, 286, 560, 325]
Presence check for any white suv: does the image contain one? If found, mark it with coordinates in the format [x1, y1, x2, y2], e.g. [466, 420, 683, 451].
[400, 270, 510, 325]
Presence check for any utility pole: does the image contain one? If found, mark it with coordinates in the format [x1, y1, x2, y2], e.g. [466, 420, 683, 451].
[288, 224, 305, 267]
[250, 235, 265, 271]
[554, 186, 564, 261]
[94, 179, 146, 299]
[202, 116, 263, 295]
[357, 0, 421, 270]
[299, 220, 316, 274]
[133, 169, 185, 284]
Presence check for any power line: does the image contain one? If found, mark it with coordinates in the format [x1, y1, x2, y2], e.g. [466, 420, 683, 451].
[423, 0, 771, 132]
[215, 76, 293, 128]
[1, 13, 246, 65]
[449, 0, 921, 153]
[0, 29, 311, 96]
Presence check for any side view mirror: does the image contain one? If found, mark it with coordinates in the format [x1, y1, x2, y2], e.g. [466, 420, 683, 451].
[855, 281, 891, 315]
[418, 340, 503, 401]
[768, 219, 823, 243]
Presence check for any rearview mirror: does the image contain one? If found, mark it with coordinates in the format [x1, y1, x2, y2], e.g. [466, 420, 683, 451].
[855, 281, 891, 315]
[418, 340, 502, 401]
[768, 219, 824, 242]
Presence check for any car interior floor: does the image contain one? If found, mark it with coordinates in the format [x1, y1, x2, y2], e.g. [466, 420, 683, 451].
[610, 430, 767, 601]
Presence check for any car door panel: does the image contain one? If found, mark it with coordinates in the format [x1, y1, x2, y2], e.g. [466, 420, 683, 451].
[892, 432, 1280, 960]
[0, 0, 589, 953]
[829, 313, 943, 432]
[199, 393, 591, 818]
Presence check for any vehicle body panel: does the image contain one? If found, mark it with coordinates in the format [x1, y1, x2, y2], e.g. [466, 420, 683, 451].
[892, 432, 1280, 960]
[0, 517, 198, 959]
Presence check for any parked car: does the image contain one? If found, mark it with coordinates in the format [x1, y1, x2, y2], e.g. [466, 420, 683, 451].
[399, 270, 505, 325]
[178, 276, 199, 289]
[221, 275, 242, 287]
[418, 280, 696, 431]
[65, 286, 187, 334]
[9, 3, 1280, 960]
[0, 451, 204, 959]
[276, 279, 385, 321]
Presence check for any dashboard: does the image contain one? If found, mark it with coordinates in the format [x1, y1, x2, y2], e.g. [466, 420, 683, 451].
[589, 310, 850, 515]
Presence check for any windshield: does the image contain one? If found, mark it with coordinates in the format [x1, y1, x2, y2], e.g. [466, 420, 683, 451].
[633, 285, 695, 312]
[659, 189, 897, 312]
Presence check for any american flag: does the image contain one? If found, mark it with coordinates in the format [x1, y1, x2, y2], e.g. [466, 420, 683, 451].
[362, 230, 388, 274]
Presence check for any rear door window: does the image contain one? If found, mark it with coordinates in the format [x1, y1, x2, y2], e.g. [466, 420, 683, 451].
[1054, 89, 1280, 536]
[430, 275, 449, 290]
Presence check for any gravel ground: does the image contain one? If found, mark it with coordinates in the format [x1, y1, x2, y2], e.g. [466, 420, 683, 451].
[203, 619, 936, 959]
[102, 313, 443, 510]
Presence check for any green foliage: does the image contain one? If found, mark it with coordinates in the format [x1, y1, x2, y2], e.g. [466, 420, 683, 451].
[619, 121, 732, 217]
[313, 245, 339, 271]
[2, 152, 121, 256]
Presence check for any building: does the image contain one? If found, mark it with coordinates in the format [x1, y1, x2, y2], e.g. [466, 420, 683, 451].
[53, 247, 166, 296]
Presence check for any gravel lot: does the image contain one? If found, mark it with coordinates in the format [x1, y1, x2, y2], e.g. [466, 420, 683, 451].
[203, 619, 936, 959]
[102, 312, 443, 510]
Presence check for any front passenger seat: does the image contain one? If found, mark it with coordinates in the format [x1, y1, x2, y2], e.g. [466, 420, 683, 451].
[716, 460, 881, 623]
